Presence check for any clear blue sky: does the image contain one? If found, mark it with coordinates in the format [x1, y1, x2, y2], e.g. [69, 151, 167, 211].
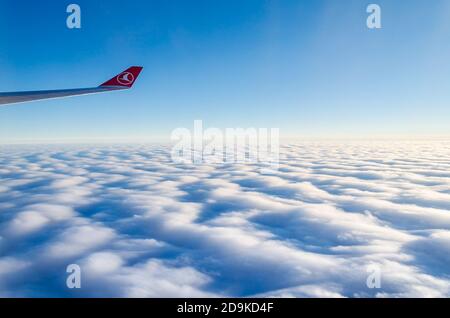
[1, 0, 450, 143]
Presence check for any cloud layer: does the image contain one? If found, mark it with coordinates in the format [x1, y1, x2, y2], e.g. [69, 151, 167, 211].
[0, 140, 450, 297]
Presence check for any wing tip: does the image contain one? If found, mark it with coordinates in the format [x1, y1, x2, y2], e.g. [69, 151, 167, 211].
[100, 66, 144, 88]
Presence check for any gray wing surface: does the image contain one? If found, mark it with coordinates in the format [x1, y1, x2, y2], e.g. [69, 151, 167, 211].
[0, 87, 126, 106]
[0, 66, 143, 106]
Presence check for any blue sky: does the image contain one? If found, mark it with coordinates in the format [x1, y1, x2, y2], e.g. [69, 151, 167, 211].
[1, 0, 450, 143]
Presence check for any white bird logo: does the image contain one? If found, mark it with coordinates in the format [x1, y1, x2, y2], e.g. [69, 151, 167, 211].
[117, 72, 135, 85]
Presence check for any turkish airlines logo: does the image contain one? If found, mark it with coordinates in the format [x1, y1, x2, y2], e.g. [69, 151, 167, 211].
[117, 72, 135, 85]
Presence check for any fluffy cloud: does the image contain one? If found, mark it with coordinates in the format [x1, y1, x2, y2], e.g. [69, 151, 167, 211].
[0, 141, 449, 297]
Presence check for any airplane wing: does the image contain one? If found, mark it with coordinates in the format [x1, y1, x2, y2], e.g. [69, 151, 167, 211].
[0, 66, 143, 106]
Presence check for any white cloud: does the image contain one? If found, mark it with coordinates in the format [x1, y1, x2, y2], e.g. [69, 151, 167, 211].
[7, 204, 75, 236]
[45, 225, 116, 259]
[0, 141, 450, 297]
[80, 254, 217, 298]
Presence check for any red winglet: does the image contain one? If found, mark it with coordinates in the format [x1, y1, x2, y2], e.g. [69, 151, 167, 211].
[100, 66, 143, 88]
